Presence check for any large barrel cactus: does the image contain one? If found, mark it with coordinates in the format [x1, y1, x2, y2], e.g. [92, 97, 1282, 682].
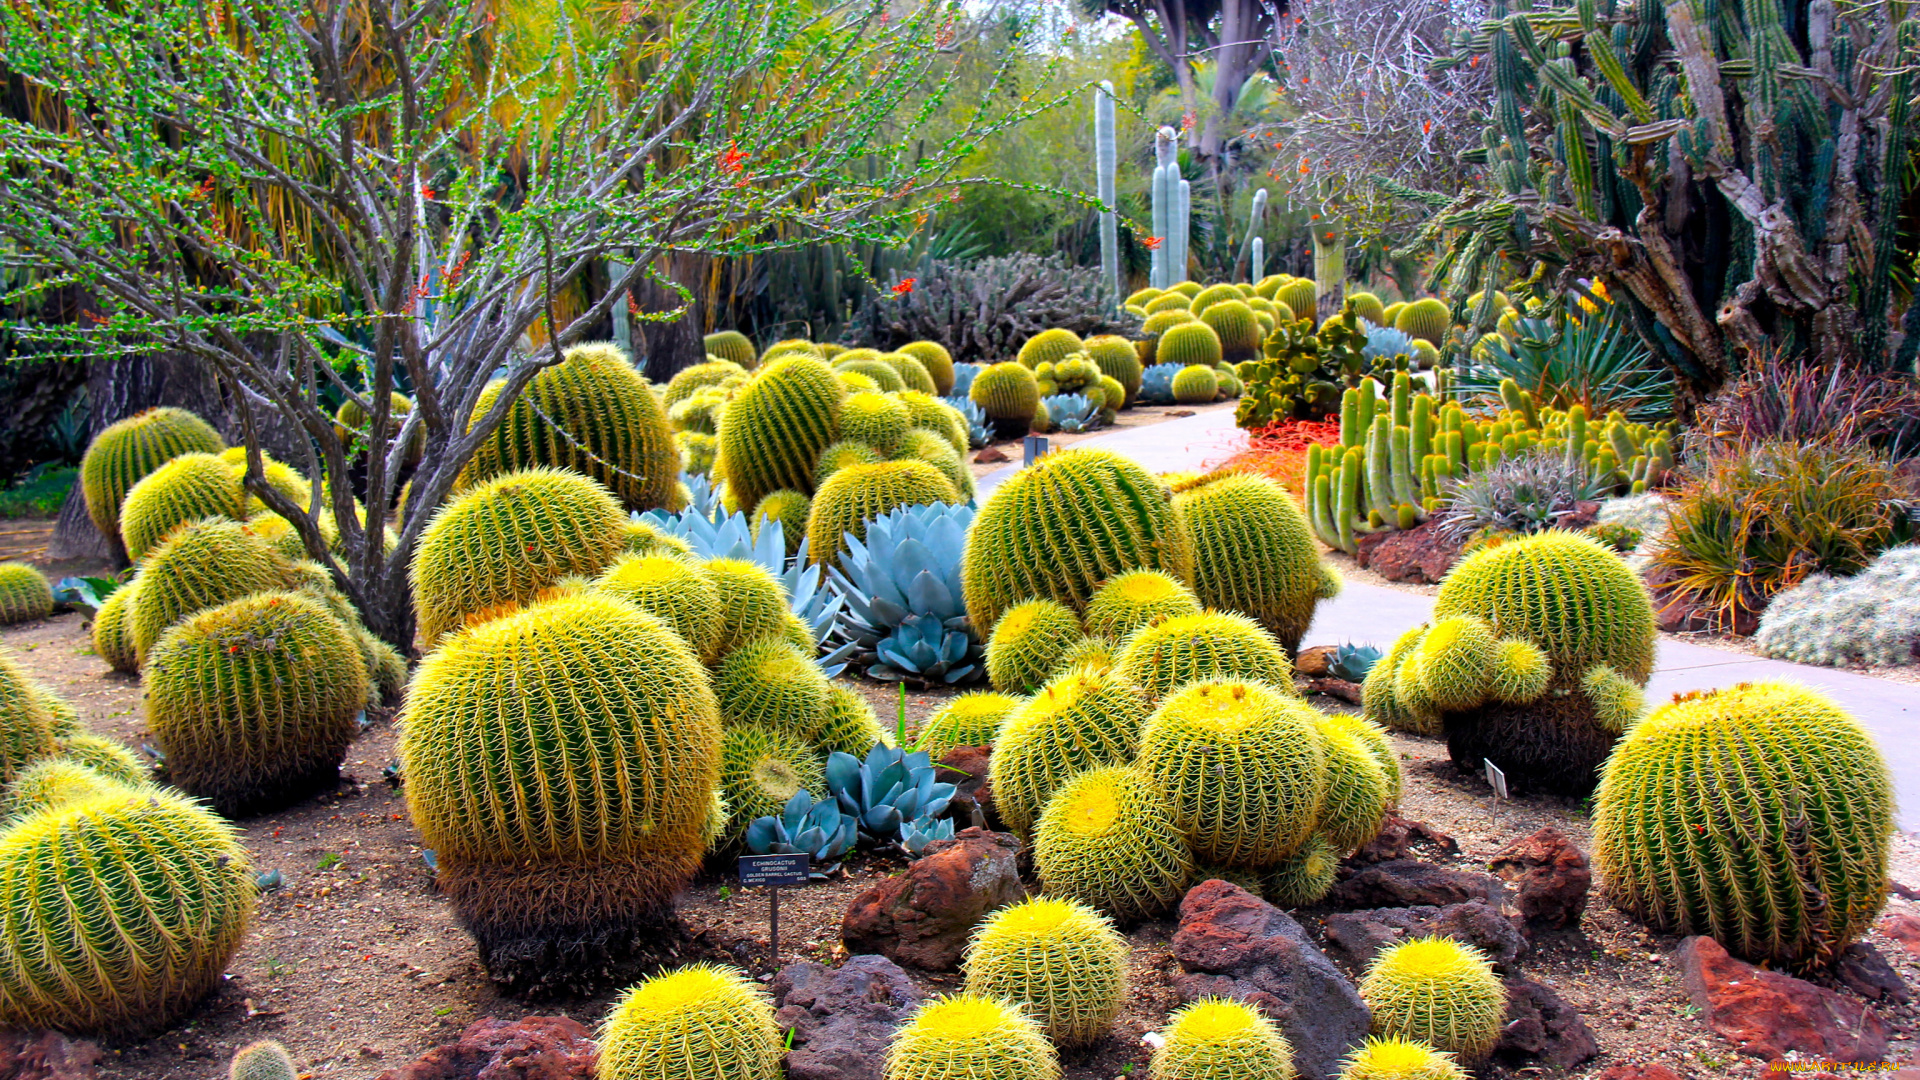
[1593, 681, 1893, 971]
[80, 407, 225, 545]
[145, 592, 369, 815]
[1173, 472, 1338, 653]
[989, 668, 1148, 838]
[0, 563, 53, 625]
[717, 355, 846, 513]
[399, 593, 722, 981]
[1032, 765, 1194, 922]
[963, 448, 1193, 634]
[411, 467, 627, 648]
[599, 962, 784, 1080]
[0, 788, 255, 1035]
[806, 460, 960, 568]
[460, 343, 681, 511]
[129, 518, 290, 666]
[118, 451, 245, 560]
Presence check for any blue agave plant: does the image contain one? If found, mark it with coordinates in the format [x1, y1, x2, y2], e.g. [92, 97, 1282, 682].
[1139, 362, 1183, 405]
[1041, 393, 1100, 433]
[826, 744, 956, 848]
[827, 503, 981, 684]
[950, 362, 984, 398]
[1329, 641, 1383, 681]
[901, 815, 956, 856]
[744, 790, 857, 877]
[1361, 323, 1417, 364]
[944, 396, 992, 450]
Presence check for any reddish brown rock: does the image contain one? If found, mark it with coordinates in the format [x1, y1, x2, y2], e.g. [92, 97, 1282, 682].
[0, 1030, 100, 1080]
[1294, 645, 1338, 676]
[1878, 910, 1920, 957]
[1595, 1065, 1685, 1080]
[841, 827, 1023, 971]
[1487, 827, 1591, 931]
[1675, 936, 1888, 1063]
[1299, 677, 1364, 705]
[1355, 519, 1462, 584]
[973, 446, 1011, 464]
[1494, 976, 1599, 1070]
[371, 1016, 596, 1080]
[1347, 814, 1459, 866]
[935, 746, 995, 831]
[1328, 859, 1503, 910]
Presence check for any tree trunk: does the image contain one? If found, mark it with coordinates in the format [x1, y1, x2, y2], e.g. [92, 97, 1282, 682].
[631, 253, 712, 384]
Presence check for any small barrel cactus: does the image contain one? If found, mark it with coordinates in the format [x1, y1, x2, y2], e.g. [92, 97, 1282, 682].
[1149, 997, 1295, 1080]
[989, 669, 1147, 838]
[1083, 335, 1143, 405]
[897, 341, 957, 395]
[593, 553, 724, 661]
[129, 517, 289, 666]
[1033, 765, 1194, 922]
[118, 451, 244, 560]
[1170, 364, 1221, 404]
[0, 563, 53, 625]
[882, 993, 1061, 1080]
[702, 330, 758, 369]
[1200, 300, 1262, 363]
[1315, 719, 1392, 853]
[715, 638, 831, 741]
[969, 362, 1042, 430]
[806, 460, 960, 568]
[839, 391, 915, 455]
[1018, 328, 1086, 369]
[701, 557, 794, 660]
[817, 685, 889, 758]
[1360, 937, 1507, 1060]
[963, 897, 1128, 1047]
[1264, 833, 1341, 907]
[90, 579, 141, 674]
[599, 963, 783, 1080]
[1395, 298, 1451, 345]
[917, 691, 1021, 760]
[721, 722, 828, 840]
[1082, 570, 1201, 640]
[1173, 471, 1337, 653]
[985, 598, 1086, 695]
[1339, 1037, 1468, 1080]
[0, 759, 128, 819]
[227, 1040, 297, 1080]
[1158, 324, 1224, 372]
[80, 406, 225, 545]
[1115, 610, 1294, 701]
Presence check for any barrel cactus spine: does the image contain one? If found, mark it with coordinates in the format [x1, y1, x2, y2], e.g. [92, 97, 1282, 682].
[720, 721, 828, 840]
[80, 406, 225, 546]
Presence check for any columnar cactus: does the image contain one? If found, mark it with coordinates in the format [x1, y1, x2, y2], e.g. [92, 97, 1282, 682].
[599, 963, 783, 1080]
[989, 668, 1147, 837]
[0, 788, 255, 1035]
[1593, 681, 1893, 970]
[0, 563, 53, 625]
[985, 598, 1086, 695]
[1173, 472, 1337, 653]
[129, 517, 290, 665]
[1360, 937, 1507, 1060]
[882, 994, 1061, 1080]
[80, 406, 225, 545]
[145, 592, 369, 815]
[1149, 998, 1295, 1080]
[118, 451, 244, 560]
[1095, 81, 1120, 304]
[963, 897, 1127, 1047]
[1033, 765, 1194, 922]
[718, 355, 846, 511]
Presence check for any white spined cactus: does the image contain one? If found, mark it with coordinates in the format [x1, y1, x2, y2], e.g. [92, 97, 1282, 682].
[1753, 545, 1920, 668]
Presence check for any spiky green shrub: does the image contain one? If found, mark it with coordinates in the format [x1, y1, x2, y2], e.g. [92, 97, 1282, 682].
[1593, 681, 1892, 970]
[1149, 998, 1295, 1080]
[665, 359, 750, 408]
[1339, 1038, 1468, 1080]
[818, 685, 889, 757]
[1115, 611, 1293, 701]
[1395, 300, 1450, 346]
[1171, 365, 1220, 404]
[989, 669, 1146, 837]
[399, 593, 721, 957]
[701, 557, 792, 659]
[885, 353, 940, 395]
[1200, 301, 1262, 364]
[1315, 720, 1391, 853]
[80, 407, 225, 545]
[1138, 679, 1328, 866]
[599, 963, 783, 1080]
[118, 451, 244, 559]
[963, 448, 1193, 632]
[460, 343, 681, 511]
[594, 554, 723, 661]
[898, 391, 969, 454]
[840, 391, 915, 455]
[985, 598, 1085, 695]
[917, 692, 1020, 760]
[963, 897, 1127, 1047]
[883, 994, 1061, 1080]
[146, 592, 367, 815]
[0, 654, 57, 788]
[129, 518, 289, 665]
[1159, 322, 1224, 373]
[412, 467, 627, 647]
[719, 722, 827, 840]
[897, 341, 957, 395]
[0, 788, 254, 1035]
[1360, 937, 1506, 1060]
[0, 563, 52, 626]
[1033, 765, 1194, 921]
[718, 355, 846, 512]
[1083, 336, 1143, 405]
[1174, 472, 1335, 653]
[715, 638, 830, 740]
[227, 1040, 297, 1080]
[1264, 833, 1341, 907]
[90, 579, 140, 674]
[752, 489, 811, 558]
[703, 331, 758, 369]
[807, 460, 960, 569]
[970, 362, 1042, 426]
[1018, 328, 1086, 370]
[1082, 570, 1201, 640]
[53, 734, 148, 788]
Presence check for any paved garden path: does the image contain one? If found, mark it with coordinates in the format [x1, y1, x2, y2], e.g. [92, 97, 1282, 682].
[979, 409, 1920, 829]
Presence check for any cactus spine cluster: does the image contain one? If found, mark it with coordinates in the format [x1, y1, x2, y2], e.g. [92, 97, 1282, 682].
[1593, 681, 1893, 970]
[80, 407, 226, 545]
[1360, 937, 1507, 1060]
[1034, 765, 1194, 921]
[598, 963, 784, 1080]
[0, 788, 255, 1034]
[1173, 472, 1337, 653]
[989, 668, 1147, 837]
[399, 593, 721, 963]
[963, 897, 1128, 1047]
[145, 592, 368, 815]
[883, 994, 1062, 1080]
[964, 448, 1193, 633]
[1149, 998, 1295, 1080]
[0, 563, 52, 625]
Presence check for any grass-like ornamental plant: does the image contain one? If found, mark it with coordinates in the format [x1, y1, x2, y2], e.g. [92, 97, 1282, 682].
[882, 993, 1062, 1080]
[718, 355, 846, 512]
[80, 406, 225, 545]
[0, 788, 255, 1035]
[989, 669, 1148, 838]
[963, 897, 1128, 1047]
[118, 451, 244, 560]
[90, 579, 140, 674]
[963, 448, 1193, 633]
[1593, 681, 1893, 970]
[593, 553, 724, 661]
[720, 722, 828, 840]
[715, 638, 830, 740]
[146, 592, 368, 815]
[1339, 1037, 1468, 1080]
[985, 598, 1086, 695]
[1173, 471, 1337, 652]
[399, 593, 721, 974]
[1033, 765, 1194, 922]
[599, 963, 783, 1080]
[1138, 679, 1328, 867]
[1360, 937, 1506, 1060]
[0, 563, 52, 625]
[916, 691, 1021, 760]
[411, 467, 627, 648]
[1082, 570, 1201, 641]
[129, 518, 289, 666]
[1149, 997, 1295, 1080]
[227, 1040, 297, 1080]
[807, 460, 960, 568]
[1116, 610, 1294, 702]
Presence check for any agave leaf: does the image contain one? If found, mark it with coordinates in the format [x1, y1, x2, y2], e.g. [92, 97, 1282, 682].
[745, 816, 778, 854]
[905, 570, 957, 620]
[864, 804, 903, 835]
[826, 751, 862, 798]
[792, 825, 827, 854]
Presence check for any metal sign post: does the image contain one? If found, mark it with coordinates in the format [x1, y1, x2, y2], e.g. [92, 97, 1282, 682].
[737, 853, 810, 966]
[1484, 760, 1508, 835]
[1022, 435, 1050, 468]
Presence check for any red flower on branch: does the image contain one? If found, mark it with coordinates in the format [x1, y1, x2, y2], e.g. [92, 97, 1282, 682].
[720, 143, 747, 175]
[1143, 236, 1164, 250]
[893, 278, 917, 295]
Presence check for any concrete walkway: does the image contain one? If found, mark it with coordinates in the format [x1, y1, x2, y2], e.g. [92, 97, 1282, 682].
[980, 408, 1920, 830]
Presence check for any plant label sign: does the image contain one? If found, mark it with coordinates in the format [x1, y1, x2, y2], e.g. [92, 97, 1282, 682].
[738, 853, 809, 886]
[1484, 760, 1509, 801]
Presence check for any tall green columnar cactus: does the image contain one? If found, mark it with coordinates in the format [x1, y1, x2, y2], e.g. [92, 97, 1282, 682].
[1174, 178, 1192, 286]
[1251, 237, 1265, 286]
[1312, 217, 1344, 321]
[1151, 127, 1177, 289]
[1408, 1, 1918, 398]
[1240, 188, 1268, 283]
[1095, 82, 1119, 307]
